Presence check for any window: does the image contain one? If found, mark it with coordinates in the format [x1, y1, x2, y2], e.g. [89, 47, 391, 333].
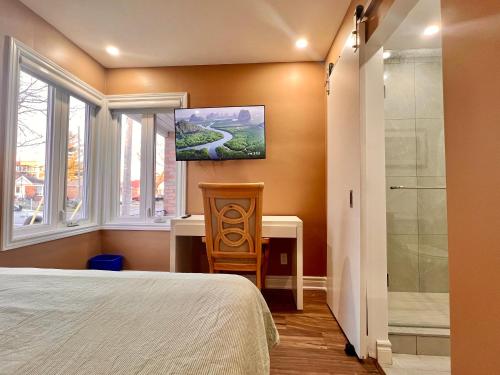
[154, 114, 177, 218]
[66, 96, 90, 222]
[2, 39, 102, 250]
[10, 70, 95, 235]
[105, 109, 185, 228]
[14, 71, 50, 227]
[3, 39, 187, 249]
[119, 114, 142, 217]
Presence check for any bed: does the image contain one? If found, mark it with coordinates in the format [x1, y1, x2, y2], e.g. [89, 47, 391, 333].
[0, 268, 279, 375]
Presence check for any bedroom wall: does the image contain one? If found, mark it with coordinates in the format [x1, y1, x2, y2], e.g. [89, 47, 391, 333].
[101, 231, 170, 271]
[105, 62, 327, 276]
[0, 232, 101, 269]
[440, 1, 500, 373]
[0, 0, 105, 268]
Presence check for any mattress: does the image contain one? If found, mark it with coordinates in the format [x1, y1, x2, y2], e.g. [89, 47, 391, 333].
[0, 268, 279, 375]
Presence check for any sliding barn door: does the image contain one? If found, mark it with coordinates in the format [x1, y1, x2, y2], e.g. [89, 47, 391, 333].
[326, 39, 367, 358]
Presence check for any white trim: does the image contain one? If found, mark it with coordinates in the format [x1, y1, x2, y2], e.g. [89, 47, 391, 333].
[303, 276, 327, 290]
[17, 41, 103, 106]
[2, 37, 22, 251]
[2, 224, 100, 251]
[360, 1, 423, 361]
[244, 275, 326, 290]
[107, 93, 187, 111]
[103, 95, 187, 227]
[101, 223, 172, 231]
[376, 339, 393, 365]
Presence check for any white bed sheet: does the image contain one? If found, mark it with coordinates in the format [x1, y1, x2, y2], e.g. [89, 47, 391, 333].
[0, 268, 279, 375]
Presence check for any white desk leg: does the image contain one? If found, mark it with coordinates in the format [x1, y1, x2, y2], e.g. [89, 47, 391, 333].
[293, 223, 304, 310]
[170, 235, 193, 273]
[169, 228, 177, 272]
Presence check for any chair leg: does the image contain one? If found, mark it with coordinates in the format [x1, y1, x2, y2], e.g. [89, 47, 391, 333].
[205, 246, 214, 274]
[256, 267, 262, 290]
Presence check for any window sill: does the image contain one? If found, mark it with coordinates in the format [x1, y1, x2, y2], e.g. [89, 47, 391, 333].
[2, 223, 100, 251]
[101, 222, 172, 232]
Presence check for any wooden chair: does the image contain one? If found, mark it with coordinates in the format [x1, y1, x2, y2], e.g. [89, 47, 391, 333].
[199, 182, 270, 289]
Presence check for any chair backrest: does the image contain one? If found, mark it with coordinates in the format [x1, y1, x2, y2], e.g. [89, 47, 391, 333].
[199, 183, 264, 270]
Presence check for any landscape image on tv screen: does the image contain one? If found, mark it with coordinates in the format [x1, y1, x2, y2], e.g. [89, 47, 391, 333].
[174, 105, 265, 161]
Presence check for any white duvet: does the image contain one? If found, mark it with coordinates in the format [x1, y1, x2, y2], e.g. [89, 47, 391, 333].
[0, 268, 279, 375]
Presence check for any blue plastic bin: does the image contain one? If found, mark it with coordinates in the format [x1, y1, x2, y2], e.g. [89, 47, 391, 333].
[88, 254, 124, 271]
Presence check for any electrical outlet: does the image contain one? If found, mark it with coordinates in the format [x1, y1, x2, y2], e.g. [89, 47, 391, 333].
[280, 253, 288, 265]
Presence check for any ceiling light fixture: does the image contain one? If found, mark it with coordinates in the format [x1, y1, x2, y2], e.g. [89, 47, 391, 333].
[295, 38, 308, 49]
[383, 51, 391, 59]
[106, 46, 120, 56]
[423, 25, 440, 36]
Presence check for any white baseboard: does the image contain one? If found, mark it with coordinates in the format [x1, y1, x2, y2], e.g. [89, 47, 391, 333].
[303, 276, 327, 290]
[376, 339, 393, 365]
[244, 275, 327, 291]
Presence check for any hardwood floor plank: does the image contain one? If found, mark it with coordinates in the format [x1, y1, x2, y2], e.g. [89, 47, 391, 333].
[264, 290, 380, 375]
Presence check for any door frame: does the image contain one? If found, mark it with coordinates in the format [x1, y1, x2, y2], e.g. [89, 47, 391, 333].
[359, 0, 420, 364]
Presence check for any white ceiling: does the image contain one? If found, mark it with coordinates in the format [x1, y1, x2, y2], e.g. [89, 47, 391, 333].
[385, 0, 442, 50]
[21, 0, 351, 68]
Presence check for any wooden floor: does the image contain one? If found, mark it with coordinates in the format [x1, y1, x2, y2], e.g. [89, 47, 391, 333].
[263, 290, 381, 375]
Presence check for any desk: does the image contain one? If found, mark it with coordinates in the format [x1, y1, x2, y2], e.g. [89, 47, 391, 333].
[170, 215, 303, 310]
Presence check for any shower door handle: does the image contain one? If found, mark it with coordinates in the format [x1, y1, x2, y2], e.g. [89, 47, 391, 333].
[390, 186, 446, 190]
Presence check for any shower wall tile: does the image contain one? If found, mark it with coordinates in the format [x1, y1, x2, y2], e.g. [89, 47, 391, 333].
[384, 62, 415, 119]
[418, 176, 447, 189]
[419, 234, 448, 258]
[419, 235, 449, 293]
[388, 234, 419, 292]
[416, 119, 446, 176]
[418, 177, 448, 235]
[385, 50, 448, 293]
[417, 336, 451, 356]
[385, 119, 417, 176]
[415, 62, 443, 118]
[387, 177, 418, 234]
[413, 55, 442, 64]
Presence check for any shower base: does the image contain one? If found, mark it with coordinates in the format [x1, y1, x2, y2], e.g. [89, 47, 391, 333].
[388, 292, 450, 356]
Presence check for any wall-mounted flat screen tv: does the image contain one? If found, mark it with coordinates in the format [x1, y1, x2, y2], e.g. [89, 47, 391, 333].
[174, 105, 266, 161]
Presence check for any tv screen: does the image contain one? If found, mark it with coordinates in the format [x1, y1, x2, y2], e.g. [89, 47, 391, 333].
[174, 105, 266, 161]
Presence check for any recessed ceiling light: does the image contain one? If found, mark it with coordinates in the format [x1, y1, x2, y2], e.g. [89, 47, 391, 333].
[106, 46, 120, 56]
[383, 51, 391, 59]
[295, 38, 308, 49]
[423, 25, 440, 36]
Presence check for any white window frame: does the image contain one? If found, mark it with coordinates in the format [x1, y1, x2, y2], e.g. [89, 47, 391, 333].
[1, 38, 103, 250]
[101, 94, 187, 230]
[1, 38, 188, 250]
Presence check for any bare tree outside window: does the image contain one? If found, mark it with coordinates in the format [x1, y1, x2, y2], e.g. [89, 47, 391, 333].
[14, 71, 49, 227]
[65, 96, 87, 222]
[17, 72, 49, 148]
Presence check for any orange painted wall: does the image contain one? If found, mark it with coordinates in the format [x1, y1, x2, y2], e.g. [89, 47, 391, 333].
[101, 231, 170, 271]
[441, 1, 500, 373]
[105, 62, 327, 276]
[0, 0, 106, 92]
[0, 0, 105, 268]
[0, 231, 101, 269]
